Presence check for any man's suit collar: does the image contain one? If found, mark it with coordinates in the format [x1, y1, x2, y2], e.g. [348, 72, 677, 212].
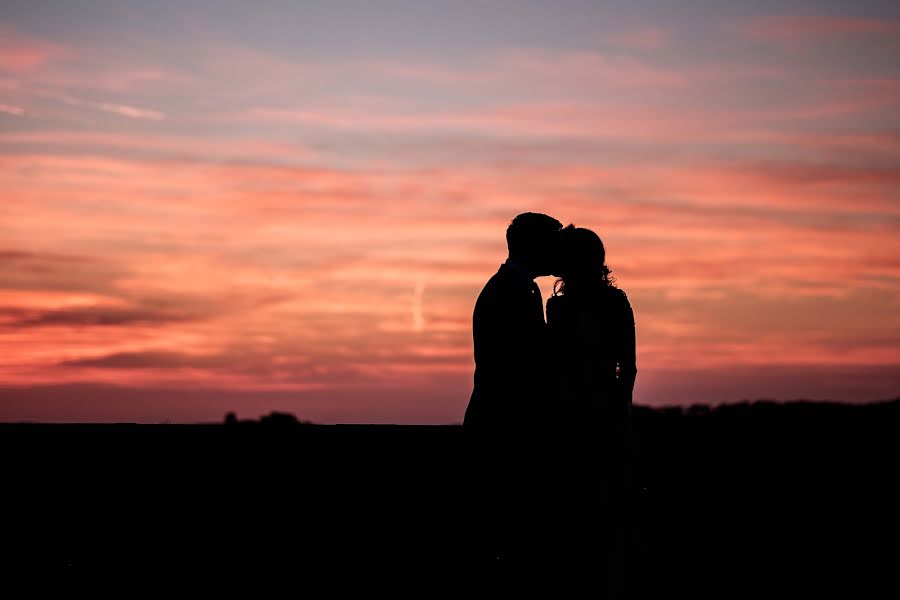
[501, 258, 541, 295]
[502, 258, 535, 283]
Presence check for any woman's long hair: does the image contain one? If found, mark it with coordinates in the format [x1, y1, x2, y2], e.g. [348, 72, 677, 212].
[553, 225, 616, 296]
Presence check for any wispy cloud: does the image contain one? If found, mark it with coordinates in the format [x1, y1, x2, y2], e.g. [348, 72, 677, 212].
[605, 27, 669, 50]
[1, 305, 198, 328]
[2, 150, 896, 392]
[0, 24, 66, 72]
[0, 130, 318, 164]
[94, 101, 165, 120]
[0, 103, 24, 115]
[32, 89, 165, 120]
[736, 15, 900, 43]
[59, 350, 222, 369]
[412, 276, 427, 333]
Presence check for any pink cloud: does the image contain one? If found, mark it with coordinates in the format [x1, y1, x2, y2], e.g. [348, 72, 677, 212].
[737, 16, 900, 43]
[95, 101, 165, 120]
[0, 103, 23, 116]
[0, 25, 66, 72]
[241, 82, 899, 144]
[605, 27, 669, 50]
[494, 48, 690, 88]
[28, 89, 166, 121]
[191, 42, 697, 100]
[2, 152, 896, 379]
[0, 130, 318, 164]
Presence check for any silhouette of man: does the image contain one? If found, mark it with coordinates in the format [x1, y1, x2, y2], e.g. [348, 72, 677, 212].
[464, 212, 562, 430]
[462, 212, 562, 569]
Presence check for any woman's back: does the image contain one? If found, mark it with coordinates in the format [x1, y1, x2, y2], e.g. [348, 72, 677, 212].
[544, 225, 637, 595]
[546, 285, 636, 427]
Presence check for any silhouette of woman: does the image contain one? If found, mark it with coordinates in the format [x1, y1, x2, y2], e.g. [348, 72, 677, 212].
[545, 224, 637, 596]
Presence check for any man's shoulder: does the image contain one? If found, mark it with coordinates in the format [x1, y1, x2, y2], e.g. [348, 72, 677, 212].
[480, 265, 521, 294]
[475, 266, 532, 314]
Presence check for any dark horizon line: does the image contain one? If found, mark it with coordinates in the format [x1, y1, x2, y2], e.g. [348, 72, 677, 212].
[1, 395, 897, 427]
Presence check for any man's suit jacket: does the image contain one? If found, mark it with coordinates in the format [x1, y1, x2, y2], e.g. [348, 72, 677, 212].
[464, 262, 549, 431]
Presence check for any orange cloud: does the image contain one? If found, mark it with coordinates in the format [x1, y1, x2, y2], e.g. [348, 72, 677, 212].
[2, 146, 896, 403]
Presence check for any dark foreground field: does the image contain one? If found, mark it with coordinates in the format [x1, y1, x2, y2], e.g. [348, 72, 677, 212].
[3, 399, 898, 595]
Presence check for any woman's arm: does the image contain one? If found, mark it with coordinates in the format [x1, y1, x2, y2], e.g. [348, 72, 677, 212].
[616, 291, 637, 403]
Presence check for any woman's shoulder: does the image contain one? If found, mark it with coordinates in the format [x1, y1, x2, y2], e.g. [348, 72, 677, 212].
[607, 287, 634, 324]
[546, 293, 578, 311]
[548, 287, 631, 311]
[600, 286, 633, 314]
[545, 294, 573, 324]
[608, 286, 630, 302]
[546, 293, 566, 306]
[546, 293, 566, 313]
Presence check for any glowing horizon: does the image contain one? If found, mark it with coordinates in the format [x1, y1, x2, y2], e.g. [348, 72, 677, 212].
[1, 1, 898, 423]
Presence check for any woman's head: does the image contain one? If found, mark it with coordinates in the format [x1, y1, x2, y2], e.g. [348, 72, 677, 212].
[553, 225, 615, 295]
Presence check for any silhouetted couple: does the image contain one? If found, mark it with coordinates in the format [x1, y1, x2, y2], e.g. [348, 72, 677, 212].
[463, 212, 637, 595]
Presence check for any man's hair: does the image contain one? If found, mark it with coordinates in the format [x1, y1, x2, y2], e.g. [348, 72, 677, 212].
[506, 212, 562, 256]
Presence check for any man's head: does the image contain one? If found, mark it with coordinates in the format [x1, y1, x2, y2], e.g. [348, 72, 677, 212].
[506, 212, 563, 277]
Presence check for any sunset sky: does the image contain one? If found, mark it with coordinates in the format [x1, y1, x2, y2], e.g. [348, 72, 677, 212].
[1, 1, 898, 423]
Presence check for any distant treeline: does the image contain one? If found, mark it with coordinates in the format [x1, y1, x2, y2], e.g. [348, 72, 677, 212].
[225, 396, 900, 426]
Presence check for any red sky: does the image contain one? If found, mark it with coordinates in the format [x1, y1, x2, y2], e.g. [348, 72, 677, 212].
[1, 2, 899, 422]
